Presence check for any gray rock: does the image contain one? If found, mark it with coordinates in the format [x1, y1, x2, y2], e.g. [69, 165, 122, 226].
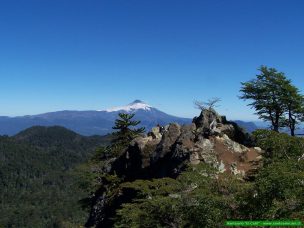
[219, 134, 249, 153]
[218, 160, 226, 173]
[254, 147, 263, 154]
[192, 108, 251, 146]
[217, 124, 235, 138]
[193, 109, 222, 136]
[128, 136, 160, 169]
[190, 152, 200, 165]
[148, 127, 162, 139]
[173, 124, 197, 159]
[218, 122, 252, 146]
[213, 128, 223, 136]
[152, 123, 181, 160]
[194, 138, 217, 166]
[255, 155, 263, 161]
[130, 136, 153, 150]
[164, 124, 170, 131]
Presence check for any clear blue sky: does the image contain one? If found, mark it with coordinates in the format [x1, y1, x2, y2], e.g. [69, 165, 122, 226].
[1, 0, 304, 120]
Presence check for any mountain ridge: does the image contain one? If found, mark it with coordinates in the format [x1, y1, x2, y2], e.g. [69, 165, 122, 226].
[0, 100, 192, 136]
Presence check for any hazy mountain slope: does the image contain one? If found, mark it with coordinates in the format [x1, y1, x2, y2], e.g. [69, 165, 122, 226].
[234, 120, 259, 133]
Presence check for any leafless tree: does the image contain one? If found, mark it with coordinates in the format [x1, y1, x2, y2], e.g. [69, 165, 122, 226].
[194, 97, 221, 111]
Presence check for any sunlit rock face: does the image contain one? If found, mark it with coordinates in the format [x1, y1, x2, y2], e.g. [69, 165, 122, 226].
[116, 109, 262, 179]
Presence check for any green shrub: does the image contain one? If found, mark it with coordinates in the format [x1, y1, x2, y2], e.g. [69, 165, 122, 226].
[253, 129, 304, 161]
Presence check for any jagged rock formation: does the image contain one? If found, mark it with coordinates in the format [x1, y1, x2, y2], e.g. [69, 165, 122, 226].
[86, 109, 263, 227]
[110, 109, 262, 180]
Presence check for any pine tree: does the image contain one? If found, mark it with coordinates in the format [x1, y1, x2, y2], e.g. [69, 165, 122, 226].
[112, 113, 145, 145]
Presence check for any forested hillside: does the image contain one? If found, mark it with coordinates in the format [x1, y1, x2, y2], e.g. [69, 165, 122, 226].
[0, 126, 110, 227]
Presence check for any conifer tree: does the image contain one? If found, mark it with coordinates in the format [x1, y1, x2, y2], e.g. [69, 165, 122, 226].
[112, 113, 145, 145]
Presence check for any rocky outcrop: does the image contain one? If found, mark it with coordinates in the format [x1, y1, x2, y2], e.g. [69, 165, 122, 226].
[193, 108, 222, 135]
[152, 123, 181, 161]
[148, 126, 163, 139]
[86, 109, 263, 227]
[193, 108, 254, 146]
[114, 109, 262, 179]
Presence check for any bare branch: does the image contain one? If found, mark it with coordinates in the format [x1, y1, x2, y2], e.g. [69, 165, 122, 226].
[194, 100, 207, 111]
[206, 97, 221, 110]
[194, 97, 221, 111]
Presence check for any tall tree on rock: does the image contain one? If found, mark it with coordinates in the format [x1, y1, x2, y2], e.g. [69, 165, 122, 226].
[240, 66, 304, 135]
[112, 113, 145, 146]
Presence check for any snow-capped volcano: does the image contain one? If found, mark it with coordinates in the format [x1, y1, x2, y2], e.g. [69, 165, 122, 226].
[105, 100, 152, 112]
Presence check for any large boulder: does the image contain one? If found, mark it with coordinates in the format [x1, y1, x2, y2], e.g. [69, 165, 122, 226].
[193, 137, 218, 166]
[217, 122, 253, 146]
[193, 108, 253, 146]
[152, 123, 181, 161]
[219, 134, 249, 153]
[193, 109, 223, 136]
[110, 136, 158, 179]
[173, 124, 196, 160]
[148, 126, 163, 139]
[128, 136, 157, 169]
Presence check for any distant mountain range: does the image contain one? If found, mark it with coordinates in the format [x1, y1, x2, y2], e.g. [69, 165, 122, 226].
[234, 120, 259, 133]
[0, 100, 192, 136]
[1, 100, 287, 136]
[235, 120, 304, 135]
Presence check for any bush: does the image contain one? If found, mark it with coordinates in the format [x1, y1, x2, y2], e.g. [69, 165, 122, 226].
[253, 129, 304, 161]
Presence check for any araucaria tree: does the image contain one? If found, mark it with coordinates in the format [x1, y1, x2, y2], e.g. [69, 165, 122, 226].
[112, 113, 145, 145]
[240, 66, 304, 135]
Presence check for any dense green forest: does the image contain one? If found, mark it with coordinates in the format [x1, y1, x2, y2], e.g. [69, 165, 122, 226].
[0, 126, 110, 227]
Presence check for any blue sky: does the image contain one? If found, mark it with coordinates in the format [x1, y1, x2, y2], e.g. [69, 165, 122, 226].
[1, 0, 304, 120]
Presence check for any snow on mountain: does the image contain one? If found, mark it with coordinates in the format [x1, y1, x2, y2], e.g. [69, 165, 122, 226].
[105, 100, 152, 112]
